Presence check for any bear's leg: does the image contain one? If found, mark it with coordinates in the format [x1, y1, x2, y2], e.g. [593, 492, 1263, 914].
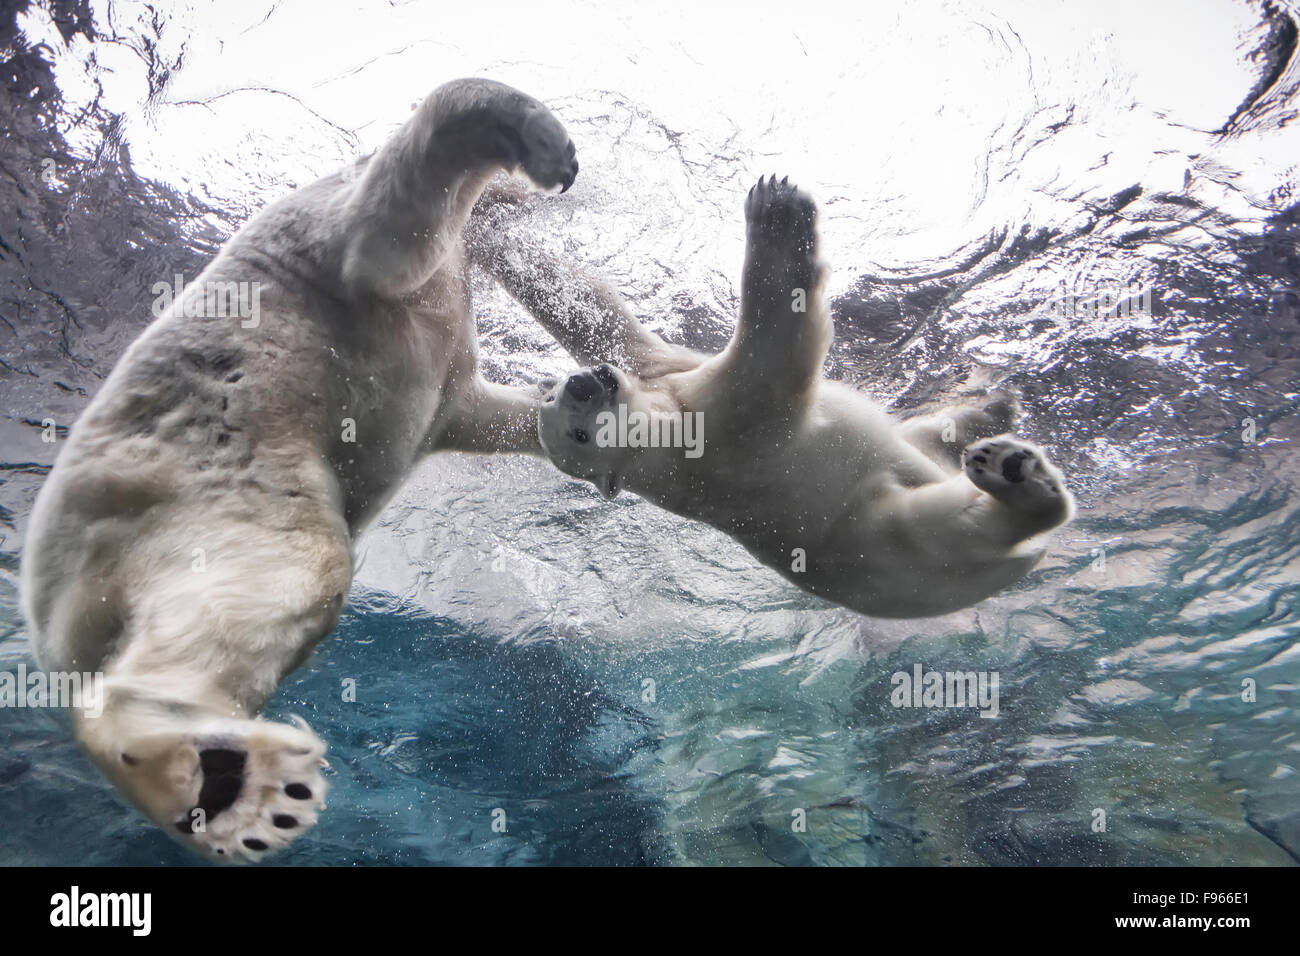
[898, 390, 1021, 470]
[464, 197, 701, 378]
[431, 378, 546, 454]
[340, 79, 579, 298]
[720, 176, 831, 412]
[73, 513, 352, 863]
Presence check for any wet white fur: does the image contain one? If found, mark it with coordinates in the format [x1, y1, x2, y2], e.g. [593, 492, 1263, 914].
[475, 176, 1075, 618]
[20, 79, 575, 861]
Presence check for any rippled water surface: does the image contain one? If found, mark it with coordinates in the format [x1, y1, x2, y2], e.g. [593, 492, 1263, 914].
[2, 0, 1298, 865]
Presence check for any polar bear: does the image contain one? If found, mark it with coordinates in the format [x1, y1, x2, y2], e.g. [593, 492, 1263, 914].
[19, 79, 578, 863]
[468, 175, 1075, 618]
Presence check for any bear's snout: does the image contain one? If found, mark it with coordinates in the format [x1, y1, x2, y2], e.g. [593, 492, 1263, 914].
[565, 365, 617, 403]
[565, 370, 601, 401]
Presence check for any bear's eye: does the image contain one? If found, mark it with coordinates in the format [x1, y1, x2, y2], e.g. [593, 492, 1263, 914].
[572, 429, 589, 444]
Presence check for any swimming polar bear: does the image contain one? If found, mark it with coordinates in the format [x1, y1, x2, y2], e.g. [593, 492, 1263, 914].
[19, 79, 578, 863]
[468, 175, 1075, 618]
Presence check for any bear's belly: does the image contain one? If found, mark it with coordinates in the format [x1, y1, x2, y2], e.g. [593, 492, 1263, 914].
[320, 307, 466, 534]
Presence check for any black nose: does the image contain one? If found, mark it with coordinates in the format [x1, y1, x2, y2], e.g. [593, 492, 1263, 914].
[592, 364, 618, 393]
[565, 371, 600, 402]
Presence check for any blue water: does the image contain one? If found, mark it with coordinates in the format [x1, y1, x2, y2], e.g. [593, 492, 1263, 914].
[2, 0, 1298, 865]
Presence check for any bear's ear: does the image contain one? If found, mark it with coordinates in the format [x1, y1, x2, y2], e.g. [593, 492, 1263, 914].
[597, 472, 621, 499]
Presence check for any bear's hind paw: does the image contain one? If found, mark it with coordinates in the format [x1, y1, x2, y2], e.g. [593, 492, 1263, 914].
[979, 389, 1022, 434]
[963, 435, 1071, 521]
[117, 715, 328, 864]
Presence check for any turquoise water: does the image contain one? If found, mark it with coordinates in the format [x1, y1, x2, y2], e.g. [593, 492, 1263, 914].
[1, 0, 1298, 864]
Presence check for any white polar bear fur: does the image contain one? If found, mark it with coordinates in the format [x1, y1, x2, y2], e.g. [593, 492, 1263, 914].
[469, 175, 1075, 618]
[19, 79, 577, 863]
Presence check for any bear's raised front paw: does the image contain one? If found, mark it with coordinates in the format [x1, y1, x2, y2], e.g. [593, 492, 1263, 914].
[963, 435, 1071, 520]
[118, 716, 328, 864]
[516, 107, 578, 194]
[433, 79, 578, 193]
[745, 174, 818, 259]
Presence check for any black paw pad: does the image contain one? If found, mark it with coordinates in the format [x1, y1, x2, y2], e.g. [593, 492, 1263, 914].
[273, 814, 299, 829]
[243, 838, 269, 852]
[184, 748, 246, 828]
[1000, 450, 1032, 482]
[285, 783, 312, 800]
